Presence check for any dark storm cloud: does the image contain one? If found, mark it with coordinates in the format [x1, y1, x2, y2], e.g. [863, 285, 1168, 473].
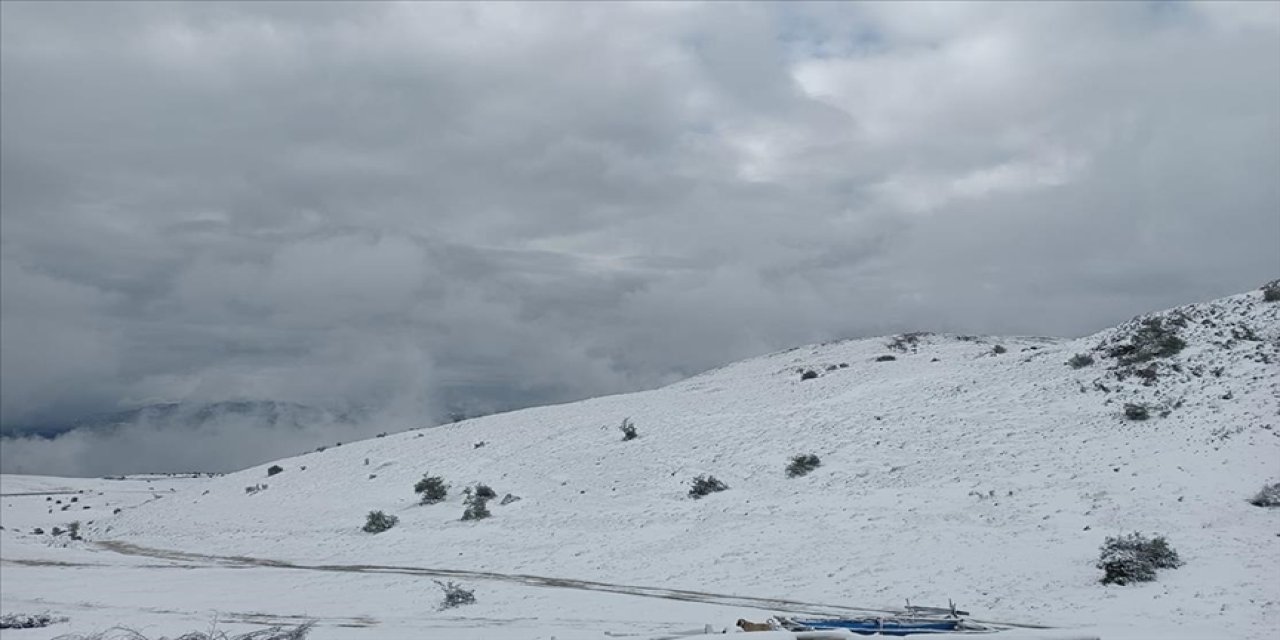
[2, 2, 1277, 475]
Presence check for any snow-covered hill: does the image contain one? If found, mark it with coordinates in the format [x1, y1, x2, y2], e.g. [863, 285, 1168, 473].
[5, 286, 1279, 639]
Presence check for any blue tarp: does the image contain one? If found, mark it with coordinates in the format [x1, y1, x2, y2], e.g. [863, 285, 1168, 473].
[788, 618, 962, 636]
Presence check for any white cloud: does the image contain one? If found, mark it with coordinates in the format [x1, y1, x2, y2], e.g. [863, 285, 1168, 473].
[2, 2, 1276, 474]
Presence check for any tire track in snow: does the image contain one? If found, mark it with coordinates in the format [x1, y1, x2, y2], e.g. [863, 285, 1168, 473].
[96, 540, 1051, 629]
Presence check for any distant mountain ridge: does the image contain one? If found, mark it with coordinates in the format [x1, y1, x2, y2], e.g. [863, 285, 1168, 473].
[8, 400, 359, 439]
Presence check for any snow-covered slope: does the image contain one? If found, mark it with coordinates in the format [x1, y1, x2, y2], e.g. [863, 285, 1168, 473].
[18, 287, 1280, 638]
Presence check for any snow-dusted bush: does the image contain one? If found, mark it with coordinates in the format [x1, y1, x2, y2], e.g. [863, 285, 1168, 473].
[800, 369, 819, 380]
[786, 454, 821, 478]
[1106, 317, 1186, 366]
[1262, 280, 1280, 302]
[1068, 353, 1095, 368]
[619, 417, 638, 441]
[874, 355, 896, 362]
[414, 475, 448, 504]
[267, 465, 283, 477]
[434, 580, 476, 609]
[991, 344, 1007, 355]
[461, 486, 493, 521]
[1, 612, 66, 629]
[1097, 532, 1182, 585]
[362, 510, 398, 533]
[688, 475, 729, 499]
[1123, 403, 1151, 421]
[1248, 482, 1280, 507]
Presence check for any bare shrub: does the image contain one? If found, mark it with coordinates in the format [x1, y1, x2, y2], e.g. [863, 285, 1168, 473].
[49, 621, 312, 640]
[618, 418, 638, 441]
[434, 580, 476, 609]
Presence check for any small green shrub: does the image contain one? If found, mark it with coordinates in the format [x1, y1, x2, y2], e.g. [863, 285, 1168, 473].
[1123, 403, 1150, 421]
[363, 510, 398, 533]
[1248, 482, 1280, 507]
[414, 475, 448, 504]
[688, 474, 729, 499]
[1067, 353, 1095, 368]
[1097, 532, 1181, 585]
[462, 486, 493, 521]
[619, 418, 638, 441]
[786, 454, 822, 478]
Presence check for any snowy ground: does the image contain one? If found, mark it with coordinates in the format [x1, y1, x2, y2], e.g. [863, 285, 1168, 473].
[2, 288, 1277, 639]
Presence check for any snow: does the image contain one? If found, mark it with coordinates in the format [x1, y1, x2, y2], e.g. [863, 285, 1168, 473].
[2, 289, 1277, 639]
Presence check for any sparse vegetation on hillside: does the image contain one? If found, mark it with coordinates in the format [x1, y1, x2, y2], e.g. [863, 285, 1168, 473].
[874, 355, 896, 362]
[1097, 532, 1182, 585]
[688, 474, 728, 499]
[1105, 317, 1186, 366]
[786, 454, 821, 478]
[991, 344, 1007, 355]
[362, 510, 398, 533]
[1068, 353, 1095, 368]
[800, 369, 818, 380]
[0, 613, 66, 629]
[618, 418, 638, 441]
[414, 475, 448, 504]
[267, 465, 283, 477]
[1247, 482, 1280, 507]
[886, 332, 929, 353]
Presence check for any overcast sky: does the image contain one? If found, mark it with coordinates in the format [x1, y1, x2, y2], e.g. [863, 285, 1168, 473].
[2, 2, 1277, 475]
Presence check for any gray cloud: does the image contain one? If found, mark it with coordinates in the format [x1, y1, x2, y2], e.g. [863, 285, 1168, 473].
[2, 2, 1277, 474]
